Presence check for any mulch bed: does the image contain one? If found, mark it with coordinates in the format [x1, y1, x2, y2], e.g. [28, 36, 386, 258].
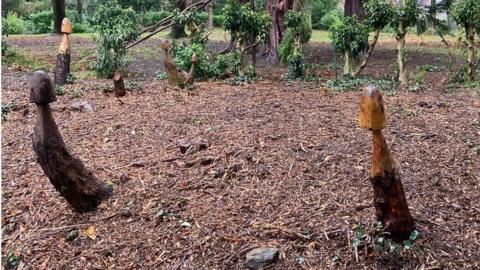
[2, 37, 480, 269]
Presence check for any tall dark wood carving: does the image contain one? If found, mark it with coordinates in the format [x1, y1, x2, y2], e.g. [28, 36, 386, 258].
[30, 71, 112, 212]
[54, 18, 72, 86]
[359, 85, 414, 240]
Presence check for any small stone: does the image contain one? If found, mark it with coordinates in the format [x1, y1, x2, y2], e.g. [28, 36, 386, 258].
[417, 101, 432, 108]
[435, 101, 447, 108]
[70, 101, 93, 113]
[271, 101, 281, 108]
[245, 247, 280, 270]
[66, 228, 79, 242]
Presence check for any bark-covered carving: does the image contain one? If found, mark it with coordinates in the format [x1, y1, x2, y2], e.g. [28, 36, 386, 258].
[160, 39, 197, 88]
[359, 85, 414, 240]
[54, 18, 72, 86]
[113, 70, 126, 97]
[30, 71, 112, 212]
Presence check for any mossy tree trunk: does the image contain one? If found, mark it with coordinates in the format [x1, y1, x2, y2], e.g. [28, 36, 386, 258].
[344, 50, 353, 76]
[466, 25, 477, 81]
[396, 19, 407, 84]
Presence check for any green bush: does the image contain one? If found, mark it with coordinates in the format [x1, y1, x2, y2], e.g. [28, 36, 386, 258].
[279, 30, 295, 64]
[452, 0, 480, 28]
[2, 12, 25, 35]
[363, 0, 395, 30]
[391, 0, 422, 30]
[139, 10, 170, 27]
[73, 22, 92, 33]
[330, 16, 369, 57]
[318, 9, 342, 30]
[213, 14, 225, 27]
[91, 1, 140, 77]
[311, 0, 340, 30]
[27, 10, 53, 34]
[284, 11, 312, 43]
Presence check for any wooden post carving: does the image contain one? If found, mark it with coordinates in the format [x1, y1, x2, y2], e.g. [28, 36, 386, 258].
[359, 85, 414, 240]
[30, 71, 112, 212]
[113, 70, 126, 97]
[160, 38, 197, 88]
[54, 18, 72, 86]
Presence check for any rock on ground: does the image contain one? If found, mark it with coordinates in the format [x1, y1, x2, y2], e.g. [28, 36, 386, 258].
[245, 247, 280, 270]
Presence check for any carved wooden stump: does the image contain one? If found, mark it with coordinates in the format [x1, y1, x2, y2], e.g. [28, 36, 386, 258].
[359, 85, 414, 240]
[160, 38, 197, 88]
[54, 18, 72, 86]
[30, 71, 112, 212]
[113, 70, 126, 97]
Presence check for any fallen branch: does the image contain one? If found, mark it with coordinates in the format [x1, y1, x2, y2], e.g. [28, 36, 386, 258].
[251, 221, 311, 241]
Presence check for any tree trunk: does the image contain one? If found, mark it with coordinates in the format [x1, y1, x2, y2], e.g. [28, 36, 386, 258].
[344, 0, 365, 20]
[207, 3, 214, 29]
[52, 0, 66, 34]
[466, 25, 476, 82]
[396, 19, 407, 84]
[30, 71, 111, 213]
[113, 70, 126, 97]
[54, 33, 70, 86]
[172, 0, 187, 38]
[344, 50, 353, 76]
[354, 28, 380, 77]
[370, 130, 415, 239]
[267, 0, 281, 64]
[76, 0, 83, 21]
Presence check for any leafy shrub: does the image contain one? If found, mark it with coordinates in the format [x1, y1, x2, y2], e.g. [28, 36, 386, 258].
[310, 0, 340, 30]
[213, 15, 225, 27]
[452, 0, 480, 28]
[285, 49, 306, 79]
[27, 10, 53, 34]
[363, 0, 395, 30]
[284, 11, 312, 43]
[318, 9, 342, 30]
[73, 22, 92, 33]
[326, 76, 396, 94]
[279, 30, 295, 64]
[139, 10, 170, 27]
[91, 1, 140, 77]
[330, 16, 369, 57]
[2, 12, 25, 35]
[391, 0, 422, 31]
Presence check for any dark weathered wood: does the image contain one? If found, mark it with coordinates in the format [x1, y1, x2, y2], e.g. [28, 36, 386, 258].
[52, 0, 66, 34]
[359, 85, 414, 240]
[30, 71, 112, 212]
[54, 18, 72, 86]
[113, 70, 126, 97]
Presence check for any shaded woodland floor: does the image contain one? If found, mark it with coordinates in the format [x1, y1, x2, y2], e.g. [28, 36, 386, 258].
[1, 35, 480, 269]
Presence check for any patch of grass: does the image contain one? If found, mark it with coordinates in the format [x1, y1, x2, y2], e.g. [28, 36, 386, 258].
[2, 49, 50, 70]
[325, 76, 397, 95]
[2, 102, 17, 121]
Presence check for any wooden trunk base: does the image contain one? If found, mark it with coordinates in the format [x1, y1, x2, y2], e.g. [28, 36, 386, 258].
[54, 53, 70, 86]
[113, 71, 126, 97]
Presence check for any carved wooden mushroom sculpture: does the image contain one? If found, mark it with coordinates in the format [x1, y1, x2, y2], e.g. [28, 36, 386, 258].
[54, 18, 72, 86]
[31, 71, 112, 212]
[359, 85, 414, 240]
[160, 38, 197, 88]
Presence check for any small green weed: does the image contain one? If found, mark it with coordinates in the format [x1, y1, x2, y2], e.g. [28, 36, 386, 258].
[3, 251, 20, 269]
[55, 85, 66, 96]
[2, 102, 17, 121]
[325, 76, 397, 95]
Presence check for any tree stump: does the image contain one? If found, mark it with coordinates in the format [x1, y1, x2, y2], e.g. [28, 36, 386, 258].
[54, 18, 72, 86]
[113, 70, 126, 97]
[359, 85, 414, 240]
[30, 71, 112, 212]
[160, 38, 197, 88]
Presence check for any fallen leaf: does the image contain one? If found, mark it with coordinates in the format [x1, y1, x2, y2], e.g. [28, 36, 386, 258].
[85, 226, 96, 240]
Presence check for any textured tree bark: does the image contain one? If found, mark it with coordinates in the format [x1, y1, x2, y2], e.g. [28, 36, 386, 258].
[359, 85, 414, 240]
[52, 0, 66, 34]
[267, 0, 282, 65]
[113, 70, 126, 97]
[207, 3, 214, 29]
[344, 0, 365, 20]
[30, 71, 111, 212]
[76, 0, 83, 21]
[54, 19, 72, 86]
[354, 28, 380, 77]
[396, 19, 407, 84]
[466, 25, 477, 82]
[344, 50, 353, 76]
[370, 130, 415, 239]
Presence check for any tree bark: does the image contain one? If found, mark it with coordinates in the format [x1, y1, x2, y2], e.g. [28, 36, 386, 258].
[344, 0, 365, 20]
[267, 0, 282, 65]
[370, 130, 415, 239]
[344, 50, 353, 76]
[30, 71, 111, 213]
[466, 25, 476, 82]
[52, 0, 66, 34]
[113, 70, 126, 97]
[76, 0, 83, 21]
[354, 28, 380, 77]
[396, 19, 407, 84]
[207, 3, 214, 29]
[54, 32, 70, 86]
[172, 0, 187, 38]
